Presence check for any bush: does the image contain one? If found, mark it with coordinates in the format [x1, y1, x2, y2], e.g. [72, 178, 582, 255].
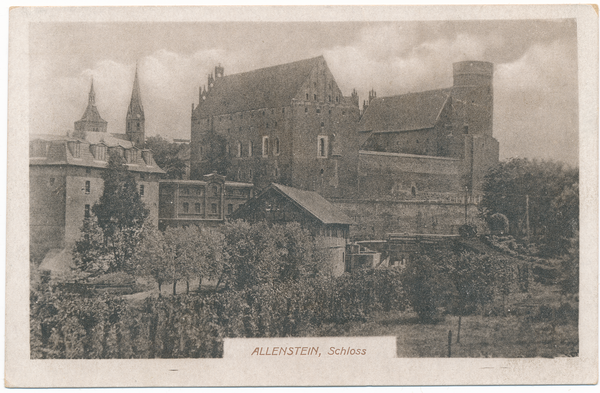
[401, 255, 447, 323]
[31, 270, 407, 358]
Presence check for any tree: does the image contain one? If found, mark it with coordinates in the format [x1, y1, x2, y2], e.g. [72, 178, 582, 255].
[144, 136, 187, 179]
[218, 220, 326, 291]
[400, 254, 448, 323]
[480, 158, 578, 255]
[74, 151, 149, 275]
[133, 226, 172, 294]
[193, 131, 230, 178]
[444, 252, 497, 316]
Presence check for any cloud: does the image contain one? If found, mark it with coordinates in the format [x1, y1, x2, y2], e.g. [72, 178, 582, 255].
[29, 21, 578, 166]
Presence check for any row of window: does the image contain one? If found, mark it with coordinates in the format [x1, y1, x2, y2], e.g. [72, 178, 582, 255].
[305, 93, 340, 103]
[215, 107, 286, 123]
[181, 202, 219, 215]
[65, 141, 153, 165]
[230, 136, 328, 159]
[232, 136, 280, 158]
[82, 180, 144, 196]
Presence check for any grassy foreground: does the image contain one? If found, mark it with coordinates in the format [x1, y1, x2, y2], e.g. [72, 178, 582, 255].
[315, 282, 578, 358]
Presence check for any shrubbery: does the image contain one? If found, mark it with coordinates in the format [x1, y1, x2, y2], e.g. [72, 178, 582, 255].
[31, 269, 406, 359]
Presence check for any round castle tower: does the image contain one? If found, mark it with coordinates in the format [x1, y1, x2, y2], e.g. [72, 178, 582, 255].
[451, 61, 494, 138]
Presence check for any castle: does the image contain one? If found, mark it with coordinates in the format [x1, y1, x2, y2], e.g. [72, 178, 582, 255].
[190, 57, 499, 238]
[30, 56, 500, 274]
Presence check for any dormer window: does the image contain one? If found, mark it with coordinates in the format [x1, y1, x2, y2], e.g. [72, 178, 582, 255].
[94, 145, 107, 161]
[141, 150, 152, 165]
[68, 141, 81, 158]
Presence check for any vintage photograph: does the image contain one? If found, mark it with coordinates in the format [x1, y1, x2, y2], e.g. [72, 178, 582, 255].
[7, 5, 598, 387]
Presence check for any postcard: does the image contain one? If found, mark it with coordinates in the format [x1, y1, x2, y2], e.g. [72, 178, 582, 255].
[6, 5, 598, 387]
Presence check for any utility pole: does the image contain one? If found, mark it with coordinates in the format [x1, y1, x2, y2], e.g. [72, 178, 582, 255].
[464, 186, 469, 225]
[525, 194, 530, 242]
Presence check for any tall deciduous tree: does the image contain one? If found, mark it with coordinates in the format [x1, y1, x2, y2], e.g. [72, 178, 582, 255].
[480, 158, 578, 255]
[192, 131, 230, 178]
[144, 136, 187, 179]
[218, 220, 325, 291]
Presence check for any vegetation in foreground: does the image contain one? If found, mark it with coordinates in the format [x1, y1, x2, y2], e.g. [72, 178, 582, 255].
[30, 155, 579, 359]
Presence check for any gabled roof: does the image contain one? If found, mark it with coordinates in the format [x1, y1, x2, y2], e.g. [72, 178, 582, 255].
[266, 183, 353, 225]
[359, 88, 452, 133]
[195, 56, 323, 117]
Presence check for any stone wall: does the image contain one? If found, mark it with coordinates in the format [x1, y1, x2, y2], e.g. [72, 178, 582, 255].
[331, 198, 483, 240]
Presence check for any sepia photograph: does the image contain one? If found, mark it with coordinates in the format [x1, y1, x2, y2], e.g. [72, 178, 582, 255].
[6, 5, 598, 387]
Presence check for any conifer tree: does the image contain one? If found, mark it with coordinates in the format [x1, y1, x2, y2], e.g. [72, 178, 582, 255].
[74, 151, 149, 275]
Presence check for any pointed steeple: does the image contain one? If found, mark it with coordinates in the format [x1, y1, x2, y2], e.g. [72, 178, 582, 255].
[88, 77, 96, 105]
[74, 77, 107, 137]
[126, 63, 145, 147]
[127, 64, 144, 120]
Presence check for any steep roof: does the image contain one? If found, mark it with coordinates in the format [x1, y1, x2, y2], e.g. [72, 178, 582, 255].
[195, 56, 323, 117]
[76, 79, 107, 125]
[29, 136, 164, 174]
[359, 88, 452, 133]
[268, 183, 354, 225]
[127, 66, 144, 120]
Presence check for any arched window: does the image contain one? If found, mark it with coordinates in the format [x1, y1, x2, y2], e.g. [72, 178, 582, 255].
[317, 136, 328, 158]
[274, 137, 280, 155]
[262, 136, 269, 157]
[249, 141, 253, 157]
[236, 141, 242, 157]
[411, 186, 417, 197]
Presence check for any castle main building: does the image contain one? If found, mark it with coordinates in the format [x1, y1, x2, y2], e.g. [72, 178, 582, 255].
[190, 58, 500, 238]
[190, 56, 360, 199]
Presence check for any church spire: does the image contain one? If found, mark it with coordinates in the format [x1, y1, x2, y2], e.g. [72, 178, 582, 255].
[127, 64, 144, 119]
[126, 63, 145, 147]
[74, 77, 107, 137]
[88, 77, 96, 105]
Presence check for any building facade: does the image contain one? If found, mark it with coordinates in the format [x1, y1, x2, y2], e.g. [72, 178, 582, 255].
[190, 56, 361, 199]
[190, 58, 500, 238]
[158, 173, 254, 229]
[30, 66, 163, 264]
[30, 136, 164, 262]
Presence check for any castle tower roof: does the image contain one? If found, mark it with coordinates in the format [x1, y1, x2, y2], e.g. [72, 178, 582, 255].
[127, 65, 144, 120]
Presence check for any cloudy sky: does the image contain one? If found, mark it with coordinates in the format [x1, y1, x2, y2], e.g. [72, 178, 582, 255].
[30, 20, 578, 166]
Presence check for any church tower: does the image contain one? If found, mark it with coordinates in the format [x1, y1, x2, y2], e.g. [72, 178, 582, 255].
[74, 78, 108, 138]
[126, 65, 145, 147]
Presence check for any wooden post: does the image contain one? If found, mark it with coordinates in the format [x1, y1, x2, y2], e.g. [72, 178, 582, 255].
[457, 316, 462, 343]
[447, 330, 452, 357]
[525, 194, 530, 242]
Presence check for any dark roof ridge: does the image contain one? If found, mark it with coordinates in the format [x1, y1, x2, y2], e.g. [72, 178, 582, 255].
[221, 55, 324, 79]
[371, 86, 453, 102]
